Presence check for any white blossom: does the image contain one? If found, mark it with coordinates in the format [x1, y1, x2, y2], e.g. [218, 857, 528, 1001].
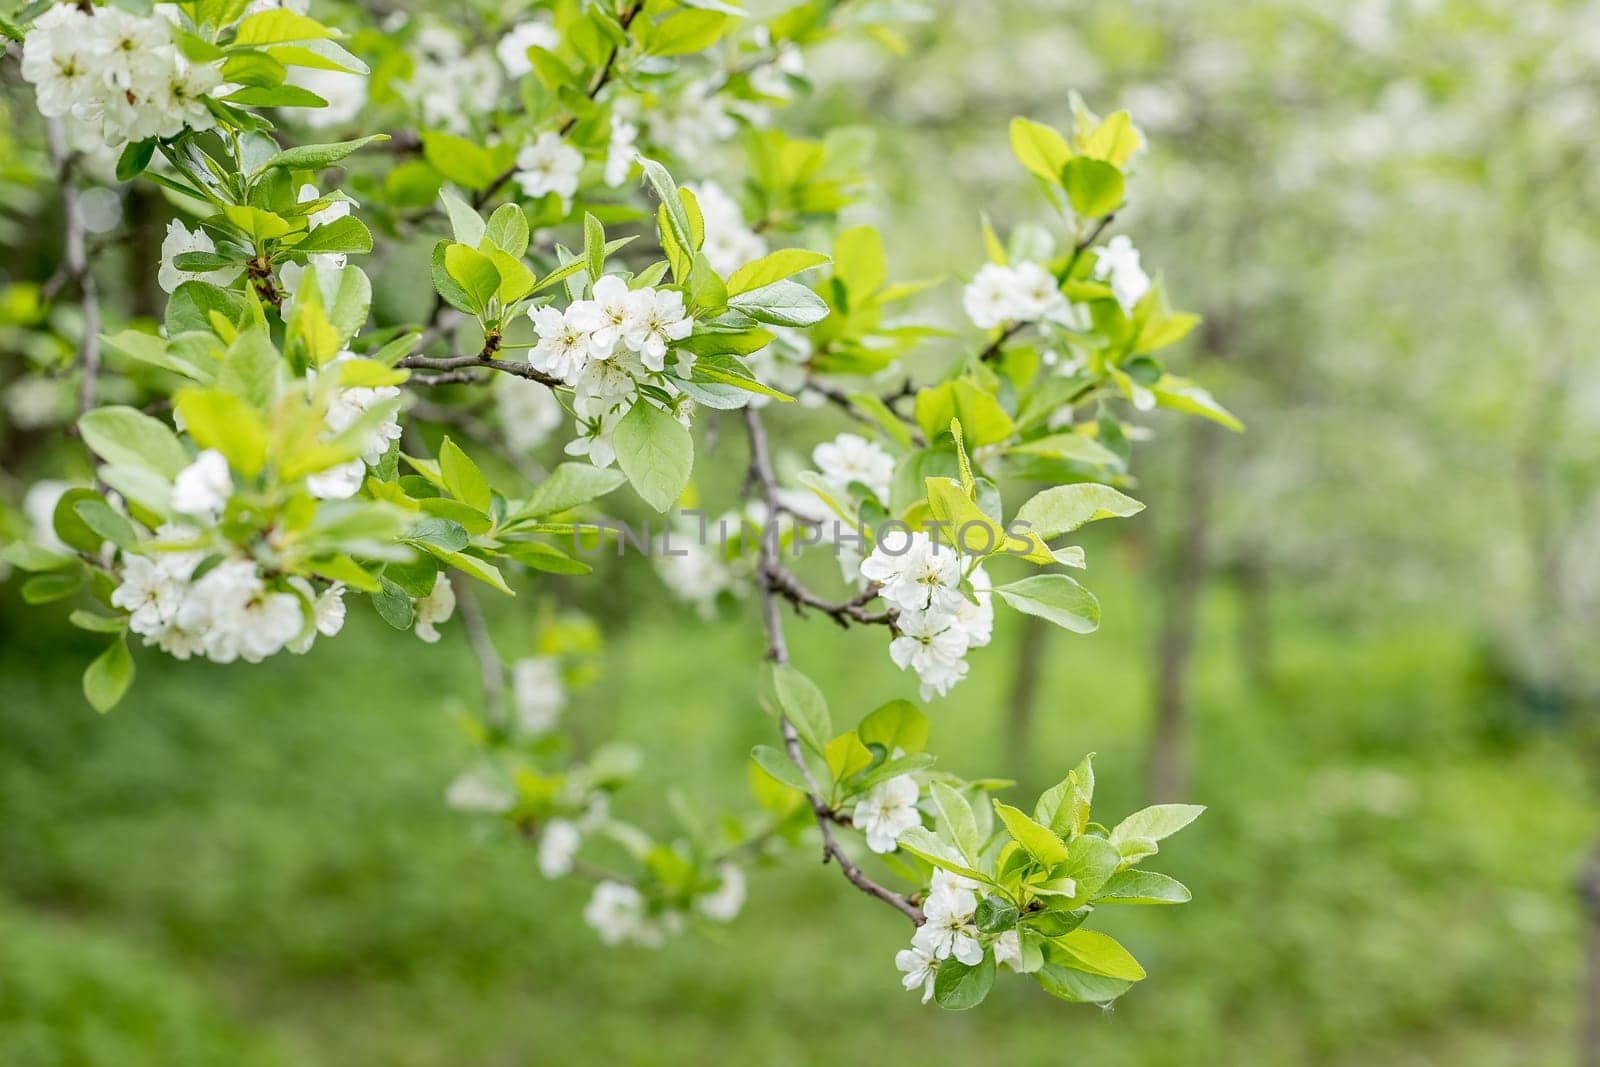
[413, 573, 456, 643]
[158, 221, 240, 294]
[494, 374, 564, 452]
[285, 66, 367, 128]
[889, 609, 971, 700]
[962, 261, 1069, 329]
[604, 118, 638, 187]
[686, 181, 767, 276]
[1093, 235, 1151, 314]
[583, 881, 653, 947]
[175, 559, 304, 664]
[992, 929, 1024, 971]
[812, 432, 894, 507]
[914, 881, 984, 965]
[949, 565, 994, 648]
[622, 288, 693, 372]
[564, 400, 627, 469]
[697, 863, 747, 922]
[445, 766, 514, 813]
[895, 937, 940, 1003]
[496, 19, 559, 79]
[171, 450, 233, 520]
[568, 275, 640, 357]
[528, 305, 595, 382]
[514, 131, 583, 206]
[511, 656, 565, 734]
[538, 818, 581, 878]
[859, 530, 965, 614]
[851, 773, 921, 853]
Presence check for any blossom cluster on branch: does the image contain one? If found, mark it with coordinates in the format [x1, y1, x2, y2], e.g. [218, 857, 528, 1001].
[1, 0, 1234, 1011]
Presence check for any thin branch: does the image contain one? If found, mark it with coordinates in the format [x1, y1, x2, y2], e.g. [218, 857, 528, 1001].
[396, 351, 565, 389]
[472, 2, 644, 211]
[45, 120, 101, 413]
[764, 563, 893, 629]
[450, 572, 508, 730]
[976, 212, 1117, 364]
[742, 406, 924, 926]
[804, 375, 926, 445]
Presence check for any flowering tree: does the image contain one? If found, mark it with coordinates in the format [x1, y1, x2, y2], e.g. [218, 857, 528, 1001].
[0, 0, 1236, 1010]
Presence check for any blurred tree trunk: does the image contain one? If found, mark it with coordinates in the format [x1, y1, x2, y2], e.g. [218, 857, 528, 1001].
[1582, 842, 1600, 1067]
[1004, 613, 1049, 778]
[1148, 417, 1221, 802]
[1233, 548, 1273, 691]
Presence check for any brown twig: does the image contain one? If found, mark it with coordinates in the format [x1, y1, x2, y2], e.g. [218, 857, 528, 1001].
[742, 406, 923, 926]
[45, 120, 100, 413]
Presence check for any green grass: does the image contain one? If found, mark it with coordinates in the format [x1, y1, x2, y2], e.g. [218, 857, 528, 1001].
[0, 560, 1591, 1065]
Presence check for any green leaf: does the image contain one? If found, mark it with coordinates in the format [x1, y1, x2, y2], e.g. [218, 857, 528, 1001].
[914, 380, 1014, 449]
[83, 636, 135, 713]
[175, 388, 269, 477]
[726, 250, 830, 296]
[1058, 834, 1122, 900]
[1096, 869, 1192, 905]
[439, 188, 486, 247]
[1053, 929, 1145, 981]
[371, 578, 416, 628]
[1033, 963, 1131, 1004]
[1150, 374, 1244, 431]
[23, 569, 84, 604]
[993, 800, 1069, 867]
[933, 953, 995, 1011]
[256, 135, 387, 176]
[116, 139, 157, 181]
[69, 610, 129, 634]
[640, 158, 694, 263]
[1062, 157, 1124, 218]
[1109, 804, 1205, 846]
[771, 663, 831, 757]
[1035, 753, 1094, 836]
[583, 212, 606, 282]
[438, 437, 492, 512]
[727, 279, 829, 327]
[611, 401, 693, 512]
[974, 896, 1019, 934]
[296, 216, 372, 255]
[1010, 117, 1072, 186]
[516, 463, 627, 519]
[646, 9, 729, 55]
[750, 744, 810, 793]
[931, 781, 982, 866]
[443, 243, 501, 314]
[1014, 484, 1144, 540]
[857, 699, 928, 754]
[496, 540, 591, 575]
[235, 8, 331, 44]
[78, 407, 189, 478]
[74, 499, 137, 550]
[485, 203, 530, 257]
[993, 574, 1100, 633]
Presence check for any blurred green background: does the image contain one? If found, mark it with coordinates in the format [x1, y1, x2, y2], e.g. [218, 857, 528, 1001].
[6, 0, 1600, 1063]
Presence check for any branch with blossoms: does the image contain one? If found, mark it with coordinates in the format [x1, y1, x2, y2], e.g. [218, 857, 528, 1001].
[1, 0, 1235, 1015]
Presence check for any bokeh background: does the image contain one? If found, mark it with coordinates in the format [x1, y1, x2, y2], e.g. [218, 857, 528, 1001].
[4, 0, 1600, 1063]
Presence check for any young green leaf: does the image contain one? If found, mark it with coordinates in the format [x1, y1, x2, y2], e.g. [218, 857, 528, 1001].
[611, 401, 693, 512]
[771, 662, 831, 757]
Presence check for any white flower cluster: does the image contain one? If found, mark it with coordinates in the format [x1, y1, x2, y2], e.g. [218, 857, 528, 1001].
[514, 131, 584, 208]
[581, 862, 748, 947]
[860, 531, 993, 699]
[304, 351, 403, 501]
[685, 181, 767, 277]
[645, 79, 739, 164]
[279, 183, 356, 313]
[852, 773, 921, 853]
[527, 276, 694, 468]
[812, 432, 895, 508]
[403, 24, 501, 134]
[495, 18, 558, 80]
[111, 513, 347, 664]
[493, 375, 564, 452]
[962, 261, 1073, 330]
[21, 5, 222, 149]
[895, 869, 1024, 1003]
[1093, 235, 1152, 313]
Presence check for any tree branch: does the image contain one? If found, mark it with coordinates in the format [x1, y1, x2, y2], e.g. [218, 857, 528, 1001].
[396, 351, 565, 389]
[45, 120, 100, 413]
[742, 406, 924, 925]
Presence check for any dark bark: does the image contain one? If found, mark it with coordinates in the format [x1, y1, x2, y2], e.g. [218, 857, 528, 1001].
[1004, 612, 1050, 778]
[1148, 418, 1221, 803]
